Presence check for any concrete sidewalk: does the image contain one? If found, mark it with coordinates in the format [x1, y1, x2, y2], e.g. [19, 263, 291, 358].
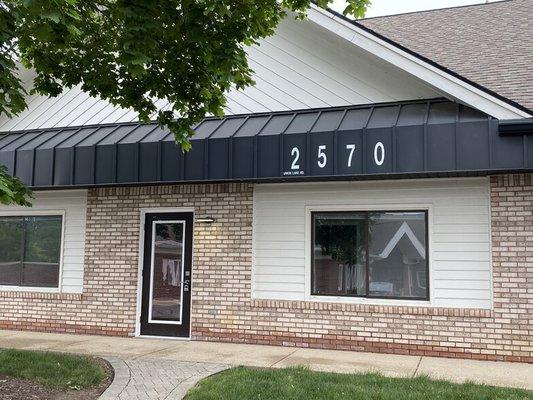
[0, 329, 532, 391]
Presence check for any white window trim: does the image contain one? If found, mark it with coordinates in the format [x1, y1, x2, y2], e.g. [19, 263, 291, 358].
[0, 209, 66, 293]
[304, 203, 434, 307]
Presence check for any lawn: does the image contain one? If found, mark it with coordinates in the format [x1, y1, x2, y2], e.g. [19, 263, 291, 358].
[184, 366, 533, 400]
[0, 348, 107, 390]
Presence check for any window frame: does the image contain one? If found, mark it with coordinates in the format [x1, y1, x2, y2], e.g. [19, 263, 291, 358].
[309, 207, 430, 303]
[0, 210, 65, 292]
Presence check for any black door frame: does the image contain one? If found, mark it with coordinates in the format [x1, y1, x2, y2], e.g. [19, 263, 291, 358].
[137, 209, 194, 338]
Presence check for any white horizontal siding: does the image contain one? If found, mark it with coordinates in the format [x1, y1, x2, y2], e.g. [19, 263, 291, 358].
[0, 190, 87, 293]
[0, 17, 440, 132]
[253, 178, 492, 309]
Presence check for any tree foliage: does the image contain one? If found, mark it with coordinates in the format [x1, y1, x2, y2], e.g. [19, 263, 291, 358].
[0, 0, 369, 205]
[0, 166, 32, 206]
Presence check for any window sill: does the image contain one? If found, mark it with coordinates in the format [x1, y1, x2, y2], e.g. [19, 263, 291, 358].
[0, 289, 82, 301]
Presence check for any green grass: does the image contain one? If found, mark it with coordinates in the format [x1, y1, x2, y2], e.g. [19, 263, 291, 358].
[0, 348, 107, 390]
[184, 366, 533, 400]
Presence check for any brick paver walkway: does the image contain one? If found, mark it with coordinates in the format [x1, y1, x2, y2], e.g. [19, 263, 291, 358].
[99, 357, 229, 400]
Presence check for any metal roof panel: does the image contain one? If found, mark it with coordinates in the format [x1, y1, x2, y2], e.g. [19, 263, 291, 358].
[2, 131, 43, 151]
[311, 110, 345, 132]
[56, 127, 97, 148]
[397, 103, 428, 126]
[459, 105, 487, 122]
[76, 126, 121, 146]
[98, 125, 136, 145]
[210, 117, 247, 138]
[141, 126, 168, 142]
[428, 102, 458, 124]
[368, 106, 400, 128]
[285, 112, 320, 134]
[259, 114, 293, 135]
[18, 130, 60, 150]
[193, 119, 224, 139]
[338, 108, 372, 131]
[0, 99, 524, 188]
[0, 133, 23, 149]
[234, 115, 270, 137]
[119, 124, 158, 144]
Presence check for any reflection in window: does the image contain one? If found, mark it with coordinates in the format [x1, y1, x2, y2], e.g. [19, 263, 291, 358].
[313, 213, 366, 296]
[0, 216, 62, 287]
[312, 211, 428, 300]
[150, 222, 184, 322]
[368, 212, 427, 299]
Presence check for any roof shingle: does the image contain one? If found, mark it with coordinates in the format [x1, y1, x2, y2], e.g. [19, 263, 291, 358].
[359, 0, 533, 111]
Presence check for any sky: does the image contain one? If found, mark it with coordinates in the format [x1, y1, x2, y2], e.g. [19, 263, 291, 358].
[330, 0, 501, 18]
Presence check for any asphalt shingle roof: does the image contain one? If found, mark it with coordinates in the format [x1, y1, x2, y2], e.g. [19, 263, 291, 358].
[359, 0, 533, 111]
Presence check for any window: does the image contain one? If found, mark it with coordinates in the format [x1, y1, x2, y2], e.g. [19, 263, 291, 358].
[312, 211, 428, 300]
[0, 215, 63, 288]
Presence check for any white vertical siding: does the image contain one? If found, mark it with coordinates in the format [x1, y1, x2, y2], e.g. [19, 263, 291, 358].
[0, 190, 87, 293]
[253, 178, 492, 309]
[0, 16, 441, 131]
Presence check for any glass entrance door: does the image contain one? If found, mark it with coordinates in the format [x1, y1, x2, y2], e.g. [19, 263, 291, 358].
[140, 212, 193, 337]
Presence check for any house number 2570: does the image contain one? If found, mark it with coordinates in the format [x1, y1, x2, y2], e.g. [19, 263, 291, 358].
[290, 142, 385, 170]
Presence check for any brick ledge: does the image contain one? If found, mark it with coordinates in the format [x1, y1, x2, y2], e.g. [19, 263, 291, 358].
[251, 299, 493, 318]
[194, 330, 532, 363]
[0, 291, 83, 301]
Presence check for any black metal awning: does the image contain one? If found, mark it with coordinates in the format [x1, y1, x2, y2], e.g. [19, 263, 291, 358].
[0, 99, 531, 188]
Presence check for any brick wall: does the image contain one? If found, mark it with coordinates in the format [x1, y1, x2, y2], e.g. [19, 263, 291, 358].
[0, 183, 253, 336]
[191, 174, 532, 363]
[0, 174, 531, 362]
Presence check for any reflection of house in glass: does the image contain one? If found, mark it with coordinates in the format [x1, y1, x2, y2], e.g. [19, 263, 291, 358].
[369, 219, 427, 299]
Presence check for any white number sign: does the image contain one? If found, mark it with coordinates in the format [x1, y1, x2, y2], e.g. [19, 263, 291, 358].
[317, 145, 327, 168]
[346, 144, 356, 167]
[291, 147, 300, 170]
[374, 141, 385, 166]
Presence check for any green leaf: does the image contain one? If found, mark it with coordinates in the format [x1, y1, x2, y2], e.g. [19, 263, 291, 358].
[0, 166, 33, 206]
